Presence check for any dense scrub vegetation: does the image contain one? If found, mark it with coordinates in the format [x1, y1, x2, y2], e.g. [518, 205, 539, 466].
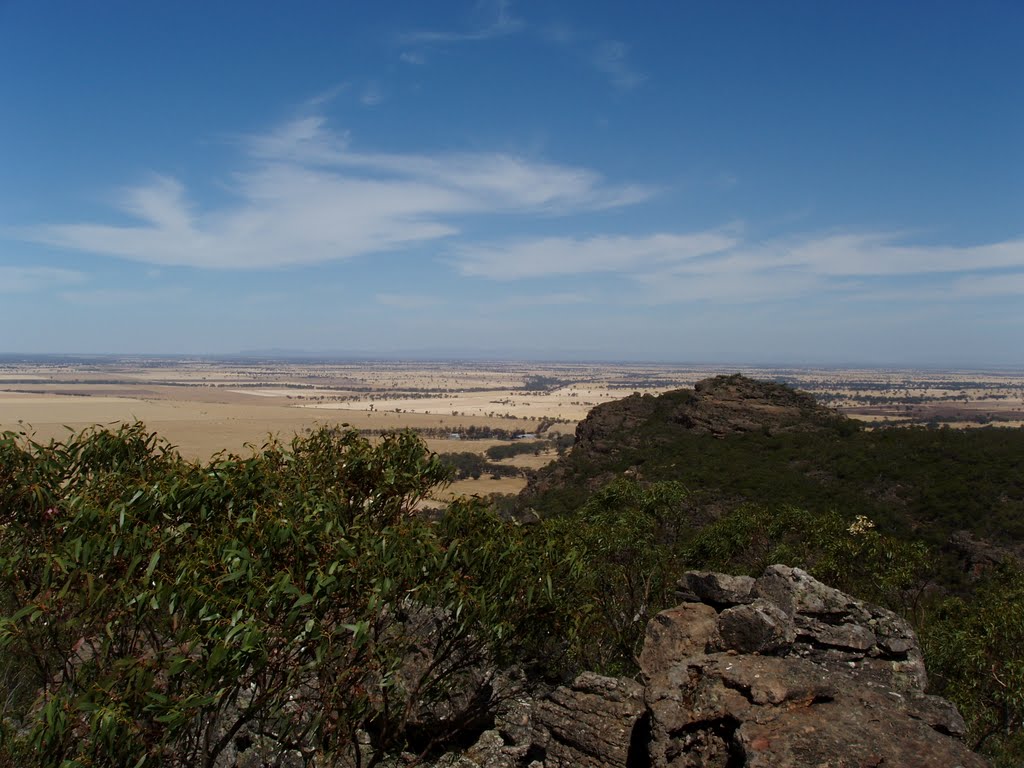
[0, 422, 1021, 765]
[530, 419, 1024, 544]
[921, 564, 1024, 765]
[438, 437, 565, 480]
[436, 451, 520, 480]
[0, 425, 581, 765]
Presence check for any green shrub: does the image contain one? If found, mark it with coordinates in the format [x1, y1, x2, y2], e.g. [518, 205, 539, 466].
[0, 425, 562, 766]
[556, 478, 690, 673]
[921, 563, 1024, 766]
[684, 504, 931, 612]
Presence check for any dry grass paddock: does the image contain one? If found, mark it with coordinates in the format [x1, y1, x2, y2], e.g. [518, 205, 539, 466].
[2, 360, 1022, 467]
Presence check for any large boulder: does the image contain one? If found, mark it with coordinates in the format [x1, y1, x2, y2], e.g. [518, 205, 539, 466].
[437, 565, 988, 767]
[642, 565, 986, 768]
[533, 673, 646, 767]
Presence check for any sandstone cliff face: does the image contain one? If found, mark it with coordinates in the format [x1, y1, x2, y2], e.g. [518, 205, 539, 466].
[423, 565, 987, 768]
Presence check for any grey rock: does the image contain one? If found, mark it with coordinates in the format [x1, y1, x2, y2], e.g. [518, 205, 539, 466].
[534, 672, 645, 767]
[246, 566, 988, 768]
[643, 565, 987, 768]
[677, 571, 756, 606]
[713, 598, 795, 654]
[754, 564, 865, 619]
[905, 693, 970, 737]
[464, 729, 518, 768]
[639, 602, 718, 682]
[799, 619, 876, 651]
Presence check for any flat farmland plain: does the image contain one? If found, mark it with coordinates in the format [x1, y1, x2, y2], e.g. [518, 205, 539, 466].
[2, 357, 1023, 498]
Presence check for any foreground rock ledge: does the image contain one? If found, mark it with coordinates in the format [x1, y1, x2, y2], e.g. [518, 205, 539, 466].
[433, 565, 988, 768]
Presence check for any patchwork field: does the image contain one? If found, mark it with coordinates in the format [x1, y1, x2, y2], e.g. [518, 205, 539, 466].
[2, 357, 1023, 499]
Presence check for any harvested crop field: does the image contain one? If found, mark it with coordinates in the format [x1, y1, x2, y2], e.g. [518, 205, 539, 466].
[2, 358, 1022, 466]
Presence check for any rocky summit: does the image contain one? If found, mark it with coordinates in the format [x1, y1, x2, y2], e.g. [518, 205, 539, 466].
[576, 374, 840, 449]
[410, 565, 986, 768]
[521, 374, 851, 508]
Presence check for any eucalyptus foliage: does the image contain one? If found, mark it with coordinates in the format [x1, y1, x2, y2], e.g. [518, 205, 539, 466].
[684, 503, 932, 612]
[554, 478, 690, 673]
[0, 424, 572, 766]
[921, 564, 1024, 767]
[0, 423, 1016, 766]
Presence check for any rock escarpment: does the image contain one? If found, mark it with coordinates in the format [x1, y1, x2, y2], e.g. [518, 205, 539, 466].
[577, 375, 837, 448]
[522, 375, 849, 505]
[423, 565, 987, 768]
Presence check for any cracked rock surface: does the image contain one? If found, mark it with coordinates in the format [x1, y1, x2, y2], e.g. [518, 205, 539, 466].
[430, 565, 988, 768]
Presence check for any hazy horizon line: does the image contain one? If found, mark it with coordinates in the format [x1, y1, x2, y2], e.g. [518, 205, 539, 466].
[1, 351, 1022, 373]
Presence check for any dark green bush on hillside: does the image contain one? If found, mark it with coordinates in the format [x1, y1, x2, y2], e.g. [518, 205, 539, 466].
[530, 423, 1024, 544]
[684, 504, 932, 613]
[921, 563, 1024, 767]
[0, 425, 573, 766]
[551, 478, 689, 674]
[0, 422, 1018, 765]
[484, 441, 547, 461]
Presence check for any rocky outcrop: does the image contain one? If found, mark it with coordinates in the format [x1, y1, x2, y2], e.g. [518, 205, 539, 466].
[435, 565, 988, 768]
[533, 673, 645, 767]
[640, 565, 978, 767]
[574, 375, 840, 450]
[522, 375, 849, 504]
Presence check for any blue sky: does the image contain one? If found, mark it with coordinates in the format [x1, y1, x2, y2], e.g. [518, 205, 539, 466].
[1, 1, 1022, 364]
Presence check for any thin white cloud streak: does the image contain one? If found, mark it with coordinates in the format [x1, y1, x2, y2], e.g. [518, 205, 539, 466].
[399, 0, 523, 44]
[952, 272, 1024, 297]
[0, 266, 85, 293]
[592, 40, 644, 90]
[246, 116, 650, 212]
[305, 83, 349, 108]
[360, 82, 385, 106]
[757, 234, 1024, 277]
[21, 116, 649, 269]
[454, 232, 739, 279]
[375, 293, 444, 309]
[499, 292, 591, 307]
[644, 234, 1024, 303]
[452, 230, 1024, 304]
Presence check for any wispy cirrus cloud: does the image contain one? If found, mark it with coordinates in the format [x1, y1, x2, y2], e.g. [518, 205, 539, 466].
[452, 229, 1024, 304]
[592, 40, 645, 91]
[767, 233, 1024, 277]
[672, 233, 1024, 291]
[375, 292, 445, 309]
[304, 83, 349, 108]
[653, 234, 1024, 302]
[538, 24, 645, 92]
[399, 0, 523, 45]
[0, 266, 86, 293]
[453, 232, 738, 280]
[399, 51, 425, 66]
[360, 82, 385, 107]
[19, 115, 650, 270]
